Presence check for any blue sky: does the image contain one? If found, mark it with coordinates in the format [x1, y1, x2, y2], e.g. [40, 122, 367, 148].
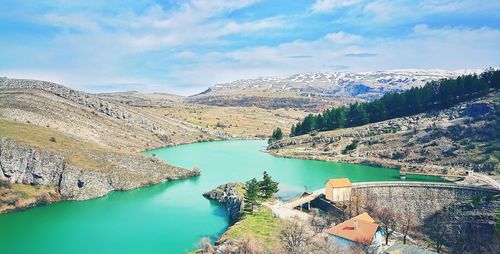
[1, 0, 499, 95]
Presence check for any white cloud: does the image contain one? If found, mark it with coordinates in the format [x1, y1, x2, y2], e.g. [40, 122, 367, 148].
[164, 26, 500, 90]
[2, 0, 499, 95]
[325, 32, 362, 44]
[311, 0, 361, 12]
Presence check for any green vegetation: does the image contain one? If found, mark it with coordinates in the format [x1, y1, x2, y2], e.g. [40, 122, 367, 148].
[244, 171, 280, 213]
[220, 207, 282, 250]
[244, 178, 260, 213]
[496, 212, 500, 235]
[259, 171, 279, 199]
[291, 69, 500, 136]
[268, 127, 283, 143]
[341, 139, 359, 154]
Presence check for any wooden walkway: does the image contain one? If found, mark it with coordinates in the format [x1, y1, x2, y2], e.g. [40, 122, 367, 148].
[282, 188, 325, 209]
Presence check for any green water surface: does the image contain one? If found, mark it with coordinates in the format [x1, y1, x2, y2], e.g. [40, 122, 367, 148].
[0, 140, 442, 254]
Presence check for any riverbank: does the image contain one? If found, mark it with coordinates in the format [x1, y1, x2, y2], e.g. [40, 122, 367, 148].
[0, 120, 200, 214]
[267, 92, 500, 183]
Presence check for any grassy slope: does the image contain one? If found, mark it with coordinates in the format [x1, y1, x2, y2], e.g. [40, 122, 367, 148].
[0, 119, 120, 171]
[219, 207, 283, 251]
[0, 119, 119, 212]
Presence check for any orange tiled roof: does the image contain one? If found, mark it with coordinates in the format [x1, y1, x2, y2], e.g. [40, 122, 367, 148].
[326, 178, 352, 188]
[326, 213, 378, 244]
[355, 212, 375, 223]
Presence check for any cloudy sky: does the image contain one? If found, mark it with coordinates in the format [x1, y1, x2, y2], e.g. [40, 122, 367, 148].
[1, 0, 499, 95]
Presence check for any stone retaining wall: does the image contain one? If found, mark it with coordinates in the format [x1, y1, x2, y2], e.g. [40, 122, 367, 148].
[351, 181, 499, 222]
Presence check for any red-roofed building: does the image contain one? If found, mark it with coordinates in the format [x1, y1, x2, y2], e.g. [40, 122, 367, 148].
[326, 212, 384, 253]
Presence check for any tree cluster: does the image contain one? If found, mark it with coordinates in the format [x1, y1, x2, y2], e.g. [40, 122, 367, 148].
[291, 69, 500, 136]
[244, 171, 279, 213]
[268, 127, 283, 144]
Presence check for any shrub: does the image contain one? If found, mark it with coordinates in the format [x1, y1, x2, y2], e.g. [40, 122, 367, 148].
[342, 140, 359, 154]
[0, 180, 11, 188]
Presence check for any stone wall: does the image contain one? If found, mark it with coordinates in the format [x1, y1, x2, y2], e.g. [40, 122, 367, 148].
[351, 182, 500, 223]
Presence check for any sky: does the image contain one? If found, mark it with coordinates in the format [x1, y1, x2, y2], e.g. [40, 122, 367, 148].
[0, 0, 499, 95]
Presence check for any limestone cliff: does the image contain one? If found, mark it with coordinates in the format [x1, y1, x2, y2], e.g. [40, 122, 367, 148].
[0, 136, 199, 213]
[203, 183, 246, 222]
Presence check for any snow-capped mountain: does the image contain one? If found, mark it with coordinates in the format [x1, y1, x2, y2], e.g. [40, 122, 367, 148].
[196, 69, 481, 100]
[188, 69, 484, 111]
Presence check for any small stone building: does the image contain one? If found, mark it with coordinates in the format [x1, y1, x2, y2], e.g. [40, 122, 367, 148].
[325, 178, 352, 202]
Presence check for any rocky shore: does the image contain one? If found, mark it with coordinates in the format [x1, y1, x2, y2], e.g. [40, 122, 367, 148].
[203, 182, 246, 223]
[268, 92, 500, 176]
[0, 136, 199, 213]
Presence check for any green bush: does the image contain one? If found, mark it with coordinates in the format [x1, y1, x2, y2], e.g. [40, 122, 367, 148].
[342, 140, 359, 154]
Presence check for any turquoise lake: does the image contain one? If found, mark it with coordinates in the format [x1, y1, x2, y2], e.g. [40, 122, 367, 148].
[0, 140, 442, 254]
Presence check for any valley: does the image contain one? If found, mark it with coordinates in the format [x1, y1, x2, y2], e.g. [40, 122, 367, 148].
[0, 70, 499, 254]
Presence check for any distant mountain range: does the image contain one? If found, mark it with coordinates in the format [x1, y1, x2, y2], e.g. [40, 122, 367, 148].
[189, 69, 482, 111]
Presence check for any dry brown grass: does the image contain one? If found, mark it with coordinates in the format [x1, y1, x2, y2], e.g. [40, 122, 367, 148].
[0, 183, 60, 213]
[0, 119, 121, 171]
[146, 103, 307, 137]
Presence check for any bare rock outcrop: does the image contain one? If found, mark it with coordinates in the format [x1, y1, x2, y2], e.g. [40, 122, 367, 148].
[0, 136, 199, 203]
[203, 183, 246, 222]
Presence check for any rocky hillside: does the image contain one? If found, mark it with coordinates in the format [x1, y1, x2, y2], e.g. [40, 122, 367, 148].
[0, 79, 215, 213]
[0, 120, 199, 213]
[188, 69, 477, 111]
[98, 91, 183, 107]
[422, 197, 499, 253]
[268, 91, 500, 175]
[0, 78, 233, 152]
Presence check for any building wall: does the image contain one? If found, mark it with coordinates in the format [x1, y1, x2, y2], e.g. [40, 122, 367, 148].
[326, 186, 351, 202]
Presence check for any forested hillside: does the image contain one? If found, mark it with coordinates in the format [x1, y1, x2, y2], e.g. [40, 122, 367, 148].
[291, 69, 500, 136]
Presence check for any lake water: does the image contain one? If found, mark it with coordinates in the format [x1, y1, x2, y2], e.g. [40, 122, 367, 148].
[0, 140, 442, 254]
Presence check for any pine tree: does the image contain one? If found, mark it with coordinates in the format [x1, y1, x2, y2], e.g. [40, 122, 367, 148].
[273, 128, 283, 140]
[244, 178, 260, 214]
[290, 124, 296, 137]
[259, 171, 279, 199]
[269, 127, 284, 144]
[288, 69, 499, 136]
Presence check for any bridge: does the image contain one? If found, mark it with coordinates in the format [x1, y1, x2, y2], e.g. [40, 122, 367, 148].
[283, 188, 325, 209]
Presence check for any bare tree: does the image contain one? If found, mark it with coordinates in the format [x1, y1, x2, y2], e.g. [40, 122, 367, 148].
[309, 210, 331, 236]
[398, 205, 417, 244]
[423, 211, 449, 253]
[375, 208, 399, 245]
[306, 236, 345, 254]
[238, 236, 263, 254]
[196, 237, 215, 254]
[363, 190, 378, 215]
[348, 241, 367, 254]
[279, 221, 312, 254]
[349, 190, 363, 217]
